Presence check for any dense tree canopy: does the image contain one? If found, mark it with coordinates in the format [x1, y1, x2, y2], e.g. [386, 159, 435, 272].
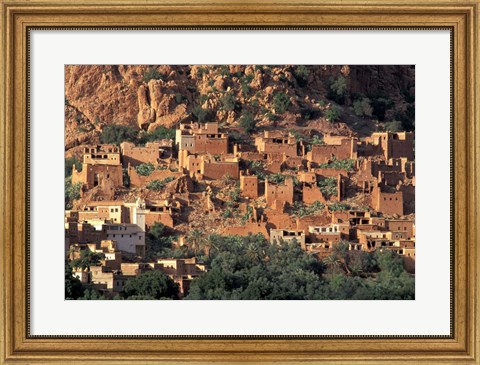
[185, 235, 415, 300]
[100, 124, 138, 145]
[123, 270, 179, 300]
[65, 260, 83, 299]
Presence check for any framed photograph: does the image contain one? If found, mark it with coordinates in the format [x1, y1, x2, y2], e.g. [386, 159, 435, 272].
[1, 0, 479, 363]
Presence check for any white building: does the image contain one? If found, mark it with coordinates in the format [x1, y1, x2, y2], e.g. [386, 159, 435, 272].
[270, 229, 306, 248]
[103, 223, 145, 256]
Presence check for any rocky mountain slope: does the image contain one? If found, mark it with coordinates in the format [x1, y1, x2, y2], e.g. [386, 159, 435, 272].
[65, 65, 415, 152]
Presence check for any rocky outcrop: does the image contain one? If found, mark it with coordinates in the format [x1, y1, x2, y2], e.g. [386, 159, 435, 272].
[65, 65, 415, 151]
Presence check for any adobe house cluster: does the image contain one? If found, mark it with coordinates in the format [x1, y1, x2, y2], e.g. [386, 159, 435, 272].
[72, 240, 207, 298]
[67, 122, 416, 282]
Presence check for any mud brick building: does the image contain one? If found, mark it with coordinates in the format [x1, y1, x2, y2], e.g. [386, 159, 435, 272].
[308, 224, 343, 244]
[141, 202, 175, 229]
[255, 131, 298, 157]
[179, 151, 239, 180]
[306, 136, 357, 164]
[302, 183, 326, 204]
[265, 177, 294, 207]
[202, 157, 240, 180]
[72, 144, 123, 189]
[222, 222, 269, 238]
[76, 201, 129, 224]
[371, 185, 404, 216]
[385, 219, 415, 240]
[379, 171, 406, 187]
[176, 122, 228, 155]
[296, 214, 332, 232]
[65, 221, 106, 245]
[270, 228, 306, 248]
[298, 171, 317, 184]
[157, 258, 207, 297]
[364, 132, 414, 161]
[240, 173, 259, 199]
[120, 142, 161, 167]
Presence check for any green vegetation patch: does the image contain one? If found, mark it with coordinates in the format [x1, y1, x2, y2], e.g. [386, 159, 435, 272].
[142, 67, 164, 83]
[319, 157, 355, 172]
[147, 176, 176, 191]
[100, 124, 138, 145]
[291, 200, 325, 217]
[318, 177, 338, 199]
[65, 157, 82, 178]
[273, 92, 291, 114]
[327, 202, 351, 211]
[135, 162, 155, 176]
[65, 177, 81, 210]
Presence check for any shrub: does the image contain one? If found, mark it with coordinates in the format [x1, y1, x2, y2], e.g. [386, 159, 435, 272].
[328, 76, 348, 104]
[219, 65, 230, 77]
[325, 106, 340, 122]
[248, 160, 267, 180]
[65, 177, 81, 210]
[147, 177, 175, 191]
[293, 65, 309, 87]
[239, 110, 256, 133]
[240, 206, 254, 225]
[273, 92, 291, 114]
[310, 135, 324, 145]
[330, 76, 347, 96]
[227, 186, 241, 206]
[142, 126, 175, 142]
[175, 93, 184, 104]
[384, 120, 403, 132]
[142, 67, 163, 83]
[265, 111, 277, 121]
[267, 174, 286, 184]
[100, 124, 138, 145]
[122, 168, 130, 188]
[291, 201, 324, 217]
[328, 202, 351, 211]
[300, 106, 320, 120]
[220, 92, 237, 112]
[318, 177, 338, 199]
[123, 270, 179, 300]
[222, 208, 233, 219]
[370, 97, 393, 121]
[136, 163, 155, 176]
[196, 67, 207, 79]
[192, 105, 209, 123]
[353, 98, 373, 117]
[319, 158, 355, 172]
[65, 157, 82, 178]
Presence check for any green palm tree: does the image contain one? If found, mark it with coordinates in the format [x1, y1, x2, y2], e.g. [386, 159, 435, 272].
[323, 254, 341, 279]
[187, 229, 206, 256]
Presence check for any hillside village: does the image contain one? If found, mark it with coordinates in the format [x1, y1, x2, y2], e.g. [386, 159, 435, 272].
[65, 121, 415, 299]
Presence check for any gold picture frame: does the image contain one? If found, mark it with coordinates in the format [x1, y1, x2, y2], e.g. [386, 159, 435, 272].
[1, 0, 479, 363]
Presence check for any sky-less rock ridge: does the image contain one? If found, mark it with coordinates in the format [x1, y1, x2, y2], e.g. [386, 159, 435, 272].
[65, 65, 415, 154]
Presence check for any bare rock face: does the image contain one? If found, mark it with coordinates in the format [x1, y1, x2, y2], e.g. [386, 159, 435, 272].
[65, 65, 414, 154]
[137, 85, 156, 129]
[65, 65, 139, 128]
[64, 105, 99, 150]
[214, 76, 225, 91]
